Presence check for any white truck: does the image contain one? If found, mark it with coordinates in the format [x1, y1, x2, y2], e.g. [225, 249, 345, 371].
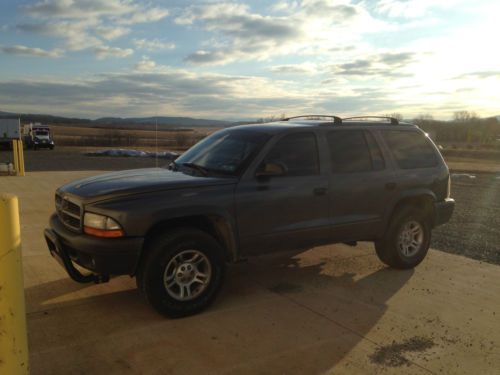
[0, 118, 21, 147]
[22, 123, 55, 150]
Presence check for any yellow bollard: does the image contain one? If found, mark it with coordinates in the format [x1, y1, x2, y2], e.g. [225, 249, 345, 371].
[12, 140, 20, 176]
[0, 194, 29, 374]
[17, 141, 25, 177]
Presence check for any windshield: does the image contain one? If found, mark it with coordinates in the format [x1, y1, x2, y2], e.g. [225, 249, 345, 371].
[35, 130, 50, 139]
[175, 128, 271, 176]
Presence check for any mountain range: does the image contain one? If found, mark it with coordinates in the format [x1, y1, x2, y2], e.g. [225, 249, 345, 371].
[0, 111, 233, 128]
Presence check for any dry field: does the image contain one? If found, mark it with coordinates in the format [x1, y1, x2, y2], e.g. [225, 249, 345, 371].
[50, 124, 219, 149]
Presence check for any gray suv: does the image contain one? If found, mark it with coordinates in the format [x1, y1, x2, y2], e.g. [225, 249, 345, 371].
[45, 115, 455, 317]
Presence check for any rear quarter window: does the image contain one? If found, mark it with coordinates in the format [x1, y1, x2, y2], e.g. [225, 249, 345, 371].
[382, 130, 438, 169]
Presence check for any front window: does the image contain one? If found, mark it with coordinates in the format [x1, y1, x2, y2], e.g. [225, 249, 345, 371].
[262, 132, 319, 176]
[34, 130, 50, 140]
[175, 128, 271, 176]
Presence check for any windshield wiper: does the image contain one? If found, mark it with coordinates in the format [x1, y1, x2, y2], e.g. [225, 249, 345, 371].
[181, 162, 210, 176]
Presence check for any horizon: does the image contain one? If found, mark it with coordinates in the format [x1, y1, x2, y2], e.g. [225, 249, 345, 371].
[0, 0, 498, 120]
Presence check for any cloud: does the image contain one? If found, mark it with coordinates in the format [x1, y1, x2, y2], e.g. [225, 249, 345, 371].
[94, 46, 133, 59]
[371, 0, 458, 18]
[23, 0, 169, 24]
[453, 71, 500, 79]
[133, 38, 175, 51]
[0, 45, 63, 58]
[95, 25, 130, 41]
[17, 0, 169, 58]
[134, 56, 156, 72]
[184, 50, 226, 65]
[269, 63, 318, 74]
[329, 51, 417, 77]
[176, 1, 382, 65]
[0, 66, 312, 119]
[117, 7, 169, 25]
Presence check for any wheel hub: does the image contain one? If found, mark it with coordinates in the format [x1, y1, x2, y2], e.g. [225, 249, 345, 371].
[397, 220, 424, 257]
[163, 250, 212, 301]
[175, 263, 196, 283]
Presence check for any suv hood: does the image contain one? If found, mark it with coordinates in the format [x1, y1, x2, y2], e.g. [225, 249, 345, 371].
[59, 168, 237, 201]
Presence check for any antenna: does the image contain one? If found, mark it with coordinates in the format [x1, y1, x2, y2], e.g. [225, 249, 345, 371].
[155, 114, 158, 168]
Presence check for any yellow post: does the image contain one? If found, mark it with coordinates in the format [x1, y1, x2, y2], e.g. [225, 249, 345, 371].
[17, 141, 25, 177]
[0, 194, 29, 374]
[12, 140, 20, 175]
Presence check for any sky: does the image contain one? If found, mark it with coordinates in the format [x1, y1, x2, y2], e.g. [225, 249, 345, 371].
[0, 0, 498, 120]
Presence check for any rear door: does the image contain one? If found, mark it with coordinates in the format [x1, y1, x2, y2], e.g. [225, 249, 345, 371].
[235, 131, 331, 255]
[380, 129, 448, 202]
[326, 129, 396, 240]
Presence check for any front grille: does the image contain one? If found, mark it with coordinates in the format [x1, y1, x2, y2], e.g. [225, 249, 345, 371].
[55, 193, 82, 231]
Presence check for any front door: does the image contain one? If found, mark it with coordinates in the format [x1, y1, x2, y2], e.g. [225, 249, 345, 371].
[235, 131, 330, 255]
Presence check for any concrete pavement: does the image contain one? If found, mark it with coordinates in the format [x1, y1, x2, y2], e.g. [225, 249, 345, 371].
[1, 171, 499, 374]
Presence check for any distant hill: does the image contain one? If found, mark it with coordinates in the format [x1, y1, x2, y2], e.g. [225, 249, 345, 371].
[0, 110, 91, 125]
[93, 116, 232, 127]
[0, 110, 234, 128]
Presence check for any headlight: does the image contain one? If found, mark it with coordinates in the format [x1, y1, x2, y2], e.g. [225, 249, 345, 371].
[83, 212, 124, 238]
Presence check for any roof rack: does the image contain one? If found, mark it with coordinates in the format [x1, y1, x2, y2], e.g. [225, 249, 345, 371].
[281, 115, 342, 125]
[342, 116, 399, 125]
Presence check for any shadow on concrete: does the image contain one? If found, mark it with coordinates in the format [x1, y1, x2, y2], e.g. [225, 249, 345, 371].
[26, 248, 414, 374]
[0, 148, 161, 172]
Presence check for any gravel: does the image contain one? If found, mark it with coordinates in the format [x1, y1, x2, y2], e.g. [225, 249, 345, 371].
[432, 173, 500, 265]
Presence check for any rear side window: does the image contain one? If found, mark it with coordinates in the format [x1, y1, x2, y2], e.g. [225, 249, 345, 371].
[382, 130, 438, 169]
[264, 132, 319, 176]
[327, 130, 385, 173]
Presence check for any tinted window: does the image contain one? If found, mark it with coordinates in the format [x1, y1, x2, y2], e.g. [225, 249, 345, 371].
[176, 128, 271, 176]
[327, 130, 383, 173]
[383, 130, 438, 169]
[365, 131, 385, 170]
[264, 132, 319, 176]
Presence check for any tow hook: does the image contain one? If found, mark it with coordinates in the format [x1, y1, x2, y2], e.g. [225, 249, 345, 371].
[93, 274, 110, 284]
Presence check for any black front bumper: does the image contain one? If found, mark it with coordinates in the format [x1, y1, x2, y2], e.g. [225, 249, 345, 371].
[434, 198, 455, 226]
[45, 214, 143, 282]
[34, 142, 53, 148]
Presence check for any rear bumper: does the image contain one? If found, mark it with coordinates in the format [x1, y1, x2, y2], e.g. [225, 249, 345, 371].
[434, 198, 455, 227]
[45, 213, 143, 280]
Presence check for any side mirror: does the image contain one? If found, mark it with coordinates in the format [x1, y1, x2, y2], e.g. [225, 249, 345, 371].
[255, 161, 287, 178]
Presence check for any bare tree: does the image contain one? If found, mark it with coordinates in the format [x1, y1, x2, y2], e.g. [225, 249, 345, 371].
[414, 114, 434, 126]
[453, 111, 478, 122]
[386, 113, 404, 121]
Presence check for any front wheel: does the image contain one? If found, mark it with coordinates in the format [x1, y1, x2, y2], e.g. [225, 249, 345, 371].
[375, 207, 431, 269]
[137, 228, 225, 318]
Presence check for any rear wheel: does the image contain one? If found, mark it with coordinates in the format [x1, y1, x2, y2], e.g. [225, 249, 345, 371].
[375, 207, 431, 269]
[137, 228, 225, 318]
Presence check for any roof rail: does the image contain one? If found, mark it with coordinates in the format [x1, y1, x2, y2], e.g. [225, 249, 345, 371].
[342, 116, 399, 125]
[282, 115, 342, 125]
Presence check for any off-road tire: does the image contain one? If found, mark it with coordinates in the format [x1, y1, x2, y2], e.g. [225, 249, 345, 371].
[136, 228, 225, 318]
[375, 206, 431, 269]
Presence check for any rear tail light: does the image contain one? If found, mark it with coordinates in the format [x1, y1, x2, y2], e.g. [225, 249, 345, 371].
[447, 174, 451, 198]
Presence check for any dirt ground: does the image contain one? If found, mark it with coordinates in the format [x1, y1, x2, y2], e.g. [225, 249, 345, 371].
[1, 171, 499, 374]
[0, 147, 166, 171]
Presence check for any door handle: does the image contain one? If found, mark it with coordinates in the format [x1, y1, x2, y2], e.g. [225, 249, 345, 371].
[313, 187, 328, 196]
[385, 182, 397, 190]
